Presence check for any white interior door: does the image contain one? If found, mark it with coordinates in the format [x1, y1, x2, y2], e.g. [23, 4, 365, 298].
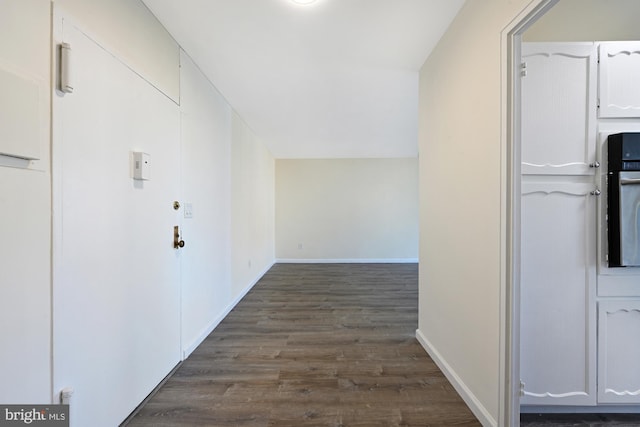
[52, 16, 182, 427]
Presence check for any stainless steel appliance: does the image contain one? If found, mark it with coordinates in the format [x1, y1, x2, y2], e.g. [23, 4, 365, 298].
[608, 133, 640, 267]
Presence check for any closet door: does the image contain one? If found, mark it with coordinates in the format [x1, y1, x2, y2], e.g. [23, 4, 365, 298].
[521, 43, 597, 175]
[520, 181, 598, 406]
[599, 42, 640, 118]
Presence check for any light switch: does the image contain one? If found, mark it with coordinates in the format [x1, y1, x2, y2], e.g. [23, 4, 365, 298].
[133, 152, 150, 180]
[184, 202, 193, 219]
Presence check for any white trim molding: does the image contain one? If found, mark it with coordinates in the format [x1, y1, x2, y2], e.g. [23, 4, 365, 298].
[499, 1, 559, 425]
[416, 329, 497, 427]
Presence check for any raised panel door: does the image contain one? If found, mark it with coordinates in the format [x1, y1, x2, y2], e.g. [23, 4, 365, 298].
[599, 42, 640, 118]
[521, 43, 597, 175]
[598, 300, 640, 404]
[520, 180, 598, 406]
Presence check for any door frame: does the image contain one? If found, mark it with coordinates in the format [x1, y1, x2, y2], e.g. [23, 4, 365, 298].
[499, 0, 559, 425]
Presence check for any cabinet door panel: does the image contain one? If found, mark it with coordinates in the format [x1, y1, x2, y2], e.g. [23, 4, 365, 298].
[599, 42, 640, 118]
[598, 301, 640, 404]
[521, 43, 597, 175]
[520, 181, 597, 406]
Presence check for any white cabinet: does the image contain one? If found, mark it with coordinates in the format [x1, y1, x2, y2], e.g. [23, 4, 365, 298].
[520, 41, 640, 410]
[598, 301, 640, 403]
[521, 43, 597, 175]
[597, 41, 640, 406]
[520, 43, 600, 407]
[599, 42, 640, 118]
[520, 181, 597, 406]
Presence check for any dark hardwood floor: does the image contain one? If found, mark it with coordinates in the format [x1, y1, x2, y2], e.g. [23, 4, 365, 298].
[124, 263, 480, 426]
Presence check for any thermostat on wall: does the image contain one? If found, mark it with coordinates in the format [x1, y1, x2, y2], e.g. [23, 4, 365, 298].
[133, 152, 150, 180]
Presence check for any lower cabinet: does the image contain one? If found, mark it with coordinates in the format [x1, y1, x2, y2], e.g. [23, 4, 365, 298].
[598, 300, 640, 404]
[520, 185, 640, 408]
[520, 181, 597, 406]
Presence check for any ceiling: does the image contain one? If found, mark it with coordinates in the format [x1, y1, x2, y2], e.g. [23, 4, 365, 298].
[142, 0, 465, 158]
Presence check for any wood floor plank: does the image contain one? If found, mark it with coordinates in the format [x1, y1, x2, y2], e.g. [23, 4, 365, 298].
[124, 263, 481, 426]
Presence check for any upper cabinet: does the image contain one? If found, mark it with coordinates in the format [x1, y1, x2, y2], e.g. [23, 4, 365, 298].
[599, 42, 640, 118]
[521, 43, 597, 175]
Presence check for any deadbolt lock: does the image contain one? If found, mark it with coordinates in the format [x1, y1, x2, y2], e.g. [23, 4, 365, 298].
[173, 201, 180, 210]
[173, 225, 185, 249]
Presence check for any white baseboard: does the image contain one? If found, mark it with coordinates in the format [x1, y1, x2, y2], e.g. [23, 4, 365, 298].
[415, 329, 497, 427]
[276, 258, 418, 264]
[182, 261, 275, 359]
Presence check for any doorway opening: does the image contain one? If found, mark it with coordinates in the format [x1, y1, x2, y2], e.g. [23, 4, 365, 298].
[501, 1, 559, 425]
[504, 0, 640, 425]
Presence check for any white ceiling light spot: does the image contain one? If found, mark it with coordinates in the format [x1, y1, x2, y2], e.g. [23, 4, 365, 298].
[291, 0, 317, 5]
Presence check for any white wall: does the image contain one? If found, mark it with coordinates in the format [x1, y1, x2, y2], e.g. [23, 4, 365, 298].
[231, 113, 276, 295]
[0, 0, 276, 424]
[416, 0, 537, 425]
[0, 0, 51, 404]
[179, 51, 233, 356]
[180, 51, 277, 358]
[524, 0, 640, 42]
[275, 158, 418, 262]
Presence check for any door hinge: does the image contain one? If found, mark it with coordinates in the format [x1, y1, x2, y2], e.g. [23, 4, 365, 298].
[519, 380, 525, 397]
[520, 62, 527, 78]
